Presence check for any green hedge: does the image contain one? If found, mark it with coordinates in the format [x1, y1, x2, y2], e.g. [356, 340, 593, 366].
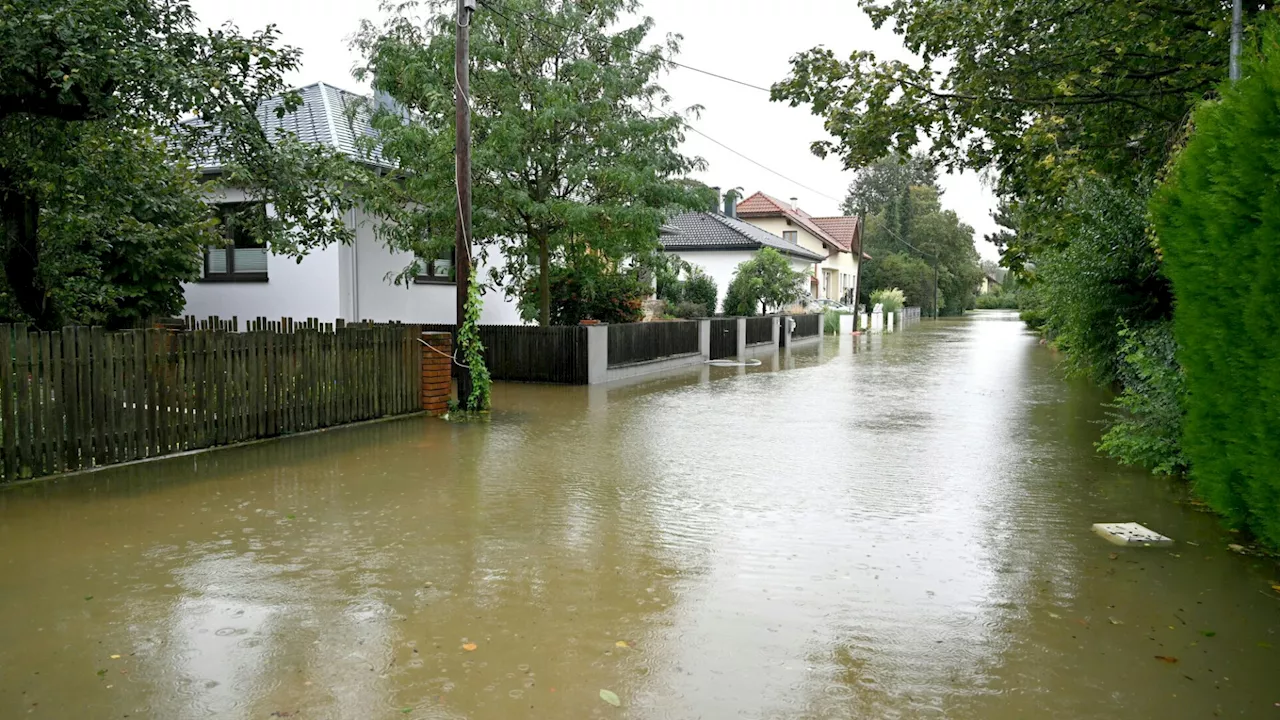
[1150, 22, 1280, 546]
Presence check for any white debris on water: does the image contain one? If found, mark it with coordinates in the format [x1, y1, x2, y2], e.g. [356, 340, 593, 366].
[1091, 522, 1173, 547]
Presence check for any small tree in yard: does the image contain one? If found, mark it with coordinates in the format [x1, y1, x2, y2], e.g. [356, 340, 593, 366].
[722, 248, 804, 316]
[354, 0, 710, 326]
[0, 0, 362, 329]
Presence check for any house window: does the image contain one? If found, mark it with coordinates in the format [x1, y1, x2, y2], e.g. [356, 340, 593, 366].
[414, 245, 456, 284]
[203, 202, 268, 282]
[783, 230, 798, 243]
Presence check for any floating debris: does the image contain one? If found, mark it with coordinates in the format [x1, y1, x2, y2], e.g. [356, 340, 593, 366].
[1092, 522, 1173, 547]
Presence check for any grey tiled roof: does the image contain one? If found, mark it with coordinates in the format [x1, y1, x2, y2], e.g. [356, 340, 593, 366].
[661, 212, 827, 263]
[199, 81, 390, 170]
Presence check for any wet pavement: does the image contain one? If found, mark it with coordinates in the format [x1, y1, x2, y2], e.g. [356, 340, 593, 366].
[1, 310, 1277, 719]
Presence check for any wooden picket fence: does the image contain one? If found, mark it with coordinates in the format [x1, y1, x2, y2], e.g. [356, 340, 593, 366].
[0, 320, 422, 483]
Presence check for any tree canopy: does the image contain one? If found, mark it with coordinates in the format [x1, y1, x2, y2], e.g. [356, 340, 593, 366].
[353, 0, 710, 326]
[0, 0, 361, 328]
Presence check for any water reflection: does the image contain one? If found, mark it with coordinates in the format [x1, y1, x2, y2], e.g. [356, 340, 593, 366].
[2, 311, 1278, 719]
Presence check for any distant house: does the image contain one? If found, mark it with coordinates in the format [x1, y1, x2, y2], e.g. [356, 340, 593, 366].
[734, 192, 869, 305]
[183, 81, 523, 325]
[979, 273, 1002, 295]
[662, 205, 826, 313]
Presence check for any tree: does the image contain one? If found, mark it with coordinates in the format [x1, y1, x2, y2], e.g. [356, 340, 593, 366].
[0, 0, 361, 328]
[840, 152, 937, 215]
[682, 268, 717, 314]
[354, 0, 710, 326]
[773, 0, 1240, 239]
[722, 248, 804, 316]
[1151, 20, 1280, 547]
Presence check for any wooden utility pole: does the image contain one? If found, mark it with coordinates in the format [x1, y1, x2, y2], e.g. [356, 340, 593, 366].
[455, 0, 475, 402]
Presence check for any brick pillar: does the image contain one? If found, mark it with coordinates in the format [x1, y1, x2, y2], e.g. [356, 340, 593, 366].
[420, 331, 453, 416]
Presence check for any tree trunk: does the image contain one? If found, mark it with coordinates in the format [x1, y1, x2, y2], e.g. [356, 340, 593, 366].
[537, 231, 550, 327]
[0, 173, 57, 329]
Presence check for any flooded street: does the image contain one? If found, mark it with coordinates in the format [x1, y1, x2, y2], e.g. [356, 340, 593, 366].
[2, 311, 1277, 719]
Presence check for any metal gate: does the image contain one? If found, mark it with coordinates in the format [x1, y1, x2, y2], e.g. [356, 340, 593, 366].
[710, 318, 737, 360]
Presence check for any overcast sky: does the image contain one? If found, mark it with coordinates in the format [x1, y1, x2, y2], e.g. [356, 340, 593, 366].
[190, 0, 1001, 259]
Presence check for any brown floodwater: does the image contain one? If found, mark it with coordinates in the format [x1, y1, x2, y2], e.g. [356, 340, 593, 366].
[1, 310, 1278, 719]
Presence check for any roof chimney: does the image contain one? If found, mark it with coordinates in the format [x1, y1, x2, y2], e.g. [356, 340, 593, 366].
[789, 197, 799, 212]
[710, 186, 721, 214]
[723, 193, 736, 219]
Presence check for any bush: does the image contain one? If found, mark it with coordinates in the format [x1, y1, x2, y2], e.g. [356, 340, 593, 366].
[870, 288, 905, 312]
[975, 291, 1021, 309]
[1150, 21, 1280, 546]
[683, 270, 717, 314]
[671, 301, 706, 319]
[1097, 322, 1187, 476]
[723, 248, 804, 316]
[1030, 177, 1172, 384]
[520, 265, 645, 325]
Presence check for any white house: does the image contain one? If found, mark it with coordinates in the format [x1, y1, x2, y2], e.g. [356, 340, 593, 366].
[735, 192, 867, 306]
[661, 206, 826, 313]
[182, 82, 524, 326]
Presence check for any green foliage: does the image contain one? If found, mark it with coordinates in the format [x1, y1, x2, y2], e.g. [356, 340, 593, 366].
[0, 0, 362, 329]
[974, 291, 1021, 310]
[1097, 323, 1186, 477]
[722, 248, 804, 316]
[682, 269, 717, 314]
[519, 262, 645, 326]
[870, 288, 905, 312]
[856, 179, 980, 316]
[773, 0, 1232, 260]
[1028, 177, 1172, 384]
[456, 268, 491, 412]
[822, 309, 852, 335]
[355, 0, 710, 326]
[671, 301, 706, 319]
[840, 151, 937, 215]
[1151, 22, 1280, 547]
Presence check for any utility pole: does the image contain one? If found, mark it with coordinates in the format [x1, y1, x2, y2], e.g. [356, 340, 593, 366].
[932, 260, 939, 319]
[455, 0, 475, 402]
[1230, 0, 1243, 82]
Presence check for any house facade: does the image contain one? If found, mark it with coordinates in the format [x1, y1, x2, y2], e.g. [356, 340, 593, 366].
[735, 192, 867, 306]
[661, 208, 826, 313]
[182, 82, 523, 326]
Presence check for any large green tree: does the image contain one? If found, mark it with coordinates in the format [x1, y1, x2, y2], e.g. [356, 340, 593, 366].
[354, 0, 709, 326]
[0, 0, 361, 329]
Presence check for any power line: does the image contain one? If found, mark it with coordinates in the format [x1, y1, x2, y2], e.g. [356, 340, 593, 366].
[477, 0, 772, 93]
[477, 1, 840, 204]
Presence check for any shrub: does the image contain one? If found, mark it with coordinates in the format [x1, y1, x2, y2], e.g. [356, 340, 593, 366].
[723, 248, 804, 316]
[519, 265, 645, 325]
[1097, 322, 1187, 476]
[683, 270, 717, 314]
[975, 291, 1021, 309]
[1150, 20, 1280, 546]
[672, 301, 706, 319]
[870, 288, 905, 312]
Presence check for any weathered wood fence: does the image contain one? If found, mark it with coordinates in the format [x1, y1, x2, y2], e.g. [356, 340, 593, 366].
[745, 316, 775, 345]
[0, 321, 421, 483]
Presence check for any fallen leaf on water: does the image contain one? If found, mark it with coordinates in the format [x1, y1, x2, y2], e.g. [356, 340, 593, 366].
[1154, 656, 1179, 664]
[461, 643, 477, 652]
[599, 689, 621, 707]
[1074, 618, 1090, 628]
[1271, 585, 1280, 592]
[1108, 617, 1124, 625]
[1108, 553, 1118, 560]
[109, 654, 120, 659]
[1047, 612, 1061, 619]
[1228, 543, 1245, 553]
[270, 712, 295, 718]
[401, 708, 412, 714]
[96, 669, 107, 677]
[615, 640, 629, 648]
[1258, 642, 1272, 649]
[84, 596, 93, 601]
[286, 514, 296, 520]
[1200, 630, 1216, 637]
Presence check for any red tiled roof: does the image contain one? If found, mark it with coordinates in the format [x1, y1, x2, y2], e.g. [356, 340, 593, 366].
[735, 191, 862, 256]
[810, 216, 870, 260]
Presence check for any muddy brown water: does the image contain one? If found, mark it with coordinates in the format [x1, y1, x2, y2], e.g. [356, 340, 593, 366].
[1, 311, 1277, 719]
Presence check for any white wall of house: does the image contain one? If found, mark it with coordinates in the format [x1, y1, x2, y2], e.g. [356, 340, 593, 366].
[343, 209, 523, 325]
[182, 201, 524, 325]
[667, 249, 812, 314]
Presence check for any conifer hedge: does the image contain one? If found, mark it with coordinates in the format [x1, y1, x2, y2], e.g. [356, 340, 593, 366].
[1150, 22, 1280, 547]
